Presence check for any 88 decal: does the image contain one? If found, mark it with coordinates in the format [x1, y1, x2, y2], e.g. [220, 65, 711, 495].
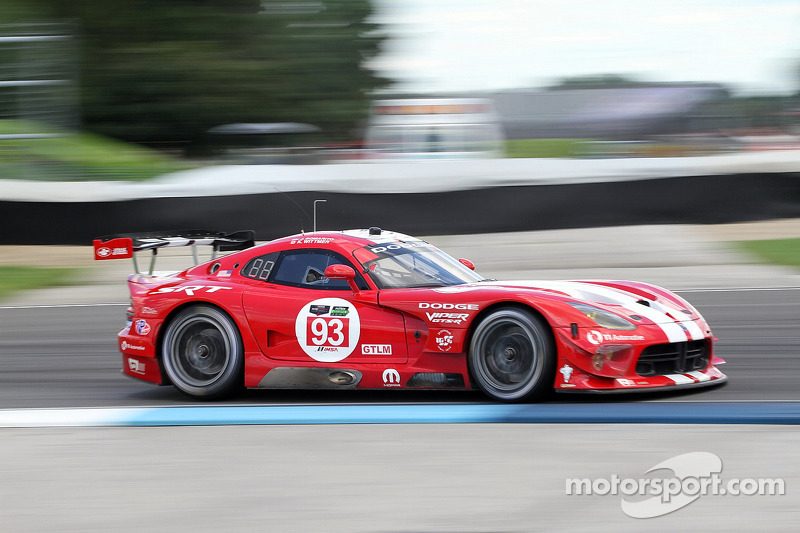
[295, 298, 360, 362]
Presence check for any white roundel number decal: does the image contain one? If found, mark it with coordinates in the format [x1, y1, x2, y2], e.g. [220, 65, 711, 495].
[295, 298, 360, 362]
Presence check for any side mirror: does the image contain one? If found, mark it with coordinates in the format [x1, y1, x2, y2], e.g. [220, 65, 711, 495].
[324, 264, 360, 293]
[458, 258, 475, 271]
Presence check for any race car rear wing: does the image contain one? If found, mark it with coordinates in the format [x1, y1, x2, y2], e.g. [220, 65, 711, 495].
[93, 230, 255, 274]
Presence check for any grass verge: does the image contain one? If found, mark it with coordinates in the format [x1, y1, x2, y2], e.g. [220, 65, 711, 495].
[0, 266, 77, 301]
[504, 138, 589, 158]
[0, 120, 192, 181]
[737, 238, 800, 268]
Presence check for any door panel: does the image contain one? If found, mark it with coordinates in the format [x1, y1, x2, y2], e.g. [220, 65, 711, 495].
[243, 284, 408, 364]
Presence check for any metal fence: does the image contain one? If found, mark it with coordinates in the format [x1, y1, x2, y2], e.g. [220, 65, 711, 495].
[0, 23, 78, 180]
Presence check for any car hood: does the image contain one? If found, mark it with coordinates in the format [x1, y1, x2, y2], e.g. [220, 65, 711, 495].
[475, 279, 696, 324]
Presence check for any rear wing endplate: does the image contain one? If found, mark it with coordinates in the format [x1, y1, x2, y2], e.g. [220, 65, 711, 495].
[93, 230, 255, 274]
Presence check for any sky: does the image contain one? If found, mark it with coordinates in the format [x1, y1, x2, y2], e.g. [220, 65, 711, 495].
[370, 0, 800, 95]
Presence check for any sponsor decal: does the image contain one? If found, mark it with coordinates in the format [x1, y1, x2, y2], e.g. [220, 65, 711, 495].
[559, 364, 573, 383]
[586, 329, 645, 345]
[330, 306, 349, 317]
[290, 237, 334, 245]
[153, 286, 232, 296]
[295, 297, 360, 363]
[127, 358, 146, 375]
[382, 368, 401, 387]
[617, 378, 636, 387]
[434, 329, 454, 352]
[309, 304, 331, 316]
[362, 344, 392, 355]
[93, 238, 133, 260]
[418, 302, 479, 310]
[419, 303, 478, 325]
[217, 269, 232, 278]
[425, 312, 469, 325]
[369, 241, 429, 254]
[586, 330, 604, 345]
[141, 307, 158, 316]
[134, 319, 151, 336]
[96, 246, 130, 258]
[120, 340, 145, 352]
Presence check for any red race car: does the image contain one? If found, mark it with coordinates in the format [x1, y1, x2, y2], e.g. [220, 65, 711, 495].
[94, 228, 726, 401]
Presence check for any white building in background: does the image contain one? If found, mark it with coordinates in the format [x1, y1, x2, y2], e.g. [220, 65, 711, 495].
[365, 98, 504, 159]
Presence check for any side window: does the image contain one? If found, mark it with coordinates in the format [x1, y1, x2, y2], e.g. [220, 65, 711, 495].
[270, 249, 368, 290]
[242, 253, 279, 281]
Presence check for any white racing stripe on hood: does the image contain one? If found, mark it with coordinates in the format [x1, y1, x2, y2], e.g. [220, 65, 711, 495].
[681, 319, 706, 341]
[497, 280, 688, 343]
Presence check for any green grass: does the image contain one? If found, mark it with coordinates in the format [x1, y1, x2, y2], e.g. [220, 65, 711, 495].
[0, 120, 193, 181]
[504, 138, 589, 158]
[0, 266, 77, 301]
[738, 238, 800, 268]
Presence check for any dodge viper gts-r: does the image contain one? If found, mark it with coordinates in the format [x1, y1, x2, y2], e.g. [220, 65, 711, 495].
[94, 228, 726, 401]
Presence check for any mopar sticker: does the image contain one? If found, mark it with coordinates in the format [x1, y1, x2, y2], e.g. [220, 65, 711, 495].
[295, 298, 360, 363]
[382, 368, 401, 387]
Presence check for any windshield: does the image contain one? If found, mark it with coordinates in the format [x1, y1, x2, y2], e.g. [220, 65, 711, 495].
[353, 241, 485, 289]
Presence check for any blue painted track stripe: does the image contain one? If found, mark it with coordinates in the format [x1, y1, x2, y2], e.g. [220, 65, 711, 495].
[3, 402, 800, 427]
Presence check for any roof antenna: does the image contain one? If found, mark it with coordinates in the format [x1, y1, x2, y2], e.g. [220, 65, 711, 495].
[313, 199, 327, 232]
[271, 186, 310, 233]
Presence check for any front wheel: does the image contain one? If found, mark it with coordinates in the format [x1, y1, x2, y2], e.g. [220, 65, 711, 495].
[161, 305, 243, 399]
[468, 308, 555, 402]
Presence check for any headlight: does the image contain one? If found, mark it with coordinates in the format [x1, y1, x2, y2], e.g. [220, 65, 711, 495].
[568, 303, 636, 330]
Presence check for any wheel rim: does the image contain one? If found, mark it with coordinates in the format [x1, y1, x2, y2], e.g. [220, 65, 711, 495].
[475, 317, 541, 395]
[167, 316, 231, 387]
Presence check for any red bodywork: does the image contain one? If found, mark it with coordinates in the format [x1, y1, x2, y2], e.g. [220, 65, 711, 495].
[116, 230, 726, 394]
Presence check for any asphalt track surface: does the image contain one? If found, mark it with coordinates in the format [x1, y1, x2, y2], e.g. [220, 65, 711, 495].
[0, 287, 797, 409]
[2, 288, 799, 532]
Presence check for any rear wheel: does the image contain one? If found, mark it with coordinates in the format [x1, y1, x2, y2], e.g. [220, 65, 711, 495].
[468, 308, 555, 402]
[161, 305, 243, 399]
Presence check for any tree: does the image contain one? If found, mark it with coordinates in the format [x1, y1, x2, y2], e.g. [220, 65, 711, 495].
[4, 1, 387, 153]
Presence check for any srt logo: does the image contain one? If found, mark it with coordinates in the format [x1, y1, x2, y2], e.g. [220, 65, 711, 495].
[154, 286, 232, 296]
[382, 368, 400, 386]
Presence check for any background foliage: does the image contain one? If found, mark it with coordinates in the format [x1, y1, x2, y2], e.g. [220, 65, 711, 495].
[2, 0, 386, 153]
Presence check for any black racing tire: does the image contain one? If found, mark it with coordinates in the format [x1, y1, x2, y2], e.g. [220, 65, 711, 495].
[161, 305, 243, 399]
[468, 307, 555, 402]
